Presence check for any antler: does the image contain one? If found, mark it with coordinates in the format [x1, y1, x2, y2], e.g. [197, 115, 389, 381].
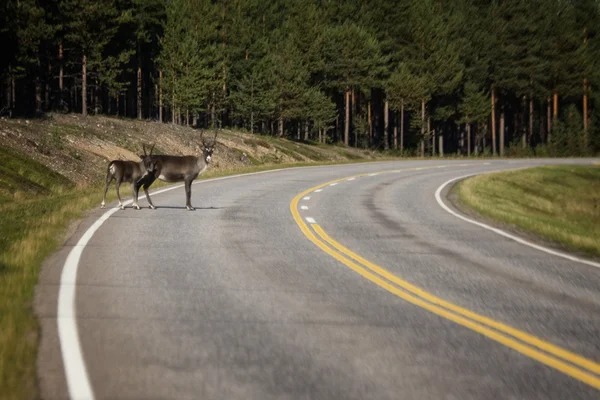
[149, 143, 155, 155]
[142, 144, 147, 156]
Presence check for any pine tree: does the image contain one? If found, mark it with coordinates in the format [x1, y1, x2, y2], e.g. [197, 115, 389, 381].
[321, 21, 384, 145]
[61, 0, 120, 116]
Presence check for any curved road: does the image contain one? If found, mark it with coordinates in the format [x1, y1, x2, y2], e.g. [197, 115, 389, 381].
[36, 159, 600, 399]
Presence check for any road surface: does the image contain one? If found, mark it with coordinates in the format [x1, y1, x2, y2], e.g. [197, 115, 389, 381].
[36, 159, 600, 399]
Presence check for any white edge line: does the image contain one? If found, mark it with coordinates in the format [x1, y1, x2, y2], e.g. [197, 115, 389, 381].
[58, 164, 346, 400]
[434, 173, 600, 269]
[305, 217, 316, 224]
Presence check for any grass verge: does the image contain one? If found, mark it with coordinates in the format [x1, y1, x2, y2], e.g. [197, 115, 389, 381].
[453, 165, 600, 257]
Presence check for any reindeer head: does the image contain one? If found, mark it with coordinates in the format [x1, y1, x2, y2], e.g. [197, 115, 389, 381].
[199, 131, 218, 163]
[139, 144, 158, 177]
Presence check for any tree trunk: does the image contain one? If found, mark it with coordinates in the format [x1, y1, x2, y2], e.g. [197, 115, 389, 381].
[82, 55, 87, 117]
[45, 62, 51, 110]
[11, 76, 15, 117]
[483, 130, 486, 154]
[547, 97, 552, 143]
[344, 88, 350, 145]
[352, 89, 357, 147]
[250, 111, 254, 134]
[499, 109, 505, 157]
[59, 43, 64, 110]
[393, 119, 398, 150]
[467, 123, 471, 157]
[400, 100, 404, 153]
[278, 116, 283, 137]
[439, 135, 443, 157]
[368, 100, 372, 146]
[211, 93, 216, 128]
[583, 28, 588, 147]
[116, 95, 119, 117]
[94, 80, 100, 115]
[304, 121, 309, 141]
[137, 44, 142, 120]
[383, 99, 389, 150]
[528, 96, 533, 147]
[420, 98, 425, 157]
[4, 78, 10, 115]
[158, 71, 163, 122]
[186, 108, 189, 127]
[491, 87, 496, 156]
[583, 78, 588, 148]
[553, 92, 558, 120]
[35, 64, 42, 114]
[430, 120, 434, 156]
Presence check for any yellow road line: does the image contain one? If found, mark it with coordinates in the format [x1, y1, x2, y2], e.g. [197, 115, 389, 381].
[289, 170, 600, 390]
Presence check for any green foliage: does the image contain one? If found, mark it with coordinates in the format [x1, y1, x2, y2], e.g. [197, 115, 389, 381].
[549, 105, 588, 156]
[2, 0, 600, 155]
[386, 63, 425, 111]
[159, 0, 214, 117]
[321, 22, 385, 93]
[458, 82, 490, 125]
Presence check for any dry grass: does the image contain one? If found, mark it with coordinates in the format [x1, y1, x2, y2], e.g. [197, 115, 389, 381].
[0, 186, 117, 400]
[454, 165, 600, 257]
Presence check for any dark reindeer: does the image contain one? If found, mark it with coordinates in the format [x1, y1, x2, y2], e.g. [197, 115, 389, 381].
[141, 131, 217, 210]
[101, 151, 158, 210]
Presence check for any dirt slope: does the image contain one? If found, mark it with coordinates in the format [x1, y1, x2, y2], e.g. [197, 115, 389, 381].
[0, 114, 378, 188]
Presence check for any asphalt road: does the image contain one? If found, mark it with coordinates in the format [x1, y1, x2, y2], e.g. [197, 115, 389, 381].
[35, 159, 600, 399]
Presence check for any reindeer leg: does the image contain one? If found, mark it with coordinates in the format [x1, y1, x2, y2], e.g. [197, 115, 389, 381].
[143, 182, 156, 209]
[185, 179, 195, 211]
[115, 179, 124, 209]
[101, 174, 113, 209]
[131, 182, 141, 210]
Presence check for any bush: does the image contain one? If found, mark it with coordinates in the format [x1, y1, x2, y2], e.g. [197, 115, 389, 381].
[505, 138, 535, 157]
[548, 105, 587, 156]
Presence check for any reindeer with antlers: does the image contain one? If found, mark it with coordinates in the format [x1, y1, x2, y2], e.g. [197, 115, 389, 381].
[141, 131, 218, 210]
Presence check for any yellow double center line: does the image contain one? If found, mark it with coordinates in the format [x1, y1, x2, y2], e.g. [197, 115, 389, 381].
[290, 167, 600, 390]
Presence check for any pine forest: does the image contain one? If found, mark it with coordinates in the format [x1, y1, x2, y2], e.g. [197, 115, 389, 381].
[1, 0, 599, 157]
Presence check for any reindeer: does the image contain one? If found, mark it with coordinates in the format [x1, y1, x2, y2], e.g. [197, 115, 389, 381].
[141, 131, 217, 210]
[100, 150, 158, 210]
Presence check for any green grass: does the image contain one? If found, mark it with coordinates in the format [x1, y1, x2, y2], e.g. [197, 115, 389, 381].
[0, 150, 89, 400]
[454, 165, 600, 257]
